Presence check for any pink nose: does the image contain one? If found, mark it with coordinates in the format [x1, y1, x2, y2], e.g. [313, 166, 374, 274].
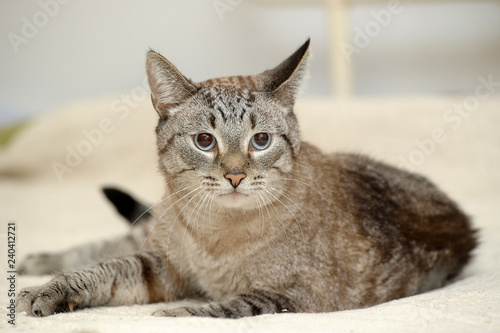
[225, 172, 246, 188]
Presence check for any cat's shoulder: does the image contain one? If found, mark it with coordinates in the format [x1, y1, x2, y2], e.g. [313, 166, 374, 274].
[299, 142, 396, 172]
[299, 141, 427, 186]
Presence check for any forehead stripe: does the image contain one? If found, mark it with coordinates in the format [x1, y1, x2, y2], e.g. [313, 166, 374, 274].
[250, 113, 256, 129]
[209, 114, 216, 129]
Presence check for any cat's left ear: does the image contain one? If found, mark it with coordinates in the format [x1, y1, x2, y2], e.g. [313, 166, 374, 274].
[259, 39, 310, 109]
[145, 50, 198, 118]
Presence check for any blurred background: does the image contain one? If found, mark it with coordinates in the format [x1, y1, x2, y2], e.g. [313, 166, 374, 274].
[0, 0, 499, 127]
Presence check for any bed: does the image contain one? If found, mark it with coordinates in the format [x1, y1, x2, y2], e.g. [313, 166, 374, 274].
[1, 95, 499, 332]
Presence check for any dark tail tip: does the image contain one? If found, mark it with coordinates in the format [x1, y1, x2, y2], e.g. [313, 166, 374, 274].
[102, 187, 152, 224]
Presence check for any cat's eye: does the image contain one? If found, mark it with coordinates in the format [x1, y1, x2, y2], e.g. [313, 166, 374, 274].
[250, 133, 271, 150]
[194, 133, 216, 151]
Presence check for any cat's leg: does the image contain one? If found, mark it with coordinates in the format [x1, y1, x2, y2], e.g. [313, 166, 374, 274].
[17, 252, 172, 317]
[19, 187, 152, 275]
[18, 223, 150, 275]
[152, 290, 295, 318]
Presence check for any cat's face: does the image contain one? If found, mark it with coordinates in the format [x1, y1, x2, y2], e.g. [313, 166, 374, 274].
[155, 86, 297, 208]
[146, 40, 310, 209]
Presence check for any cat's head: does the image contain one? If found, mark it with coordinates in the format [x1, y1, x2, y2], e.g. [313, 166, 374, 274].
[146, 40, 310, 209]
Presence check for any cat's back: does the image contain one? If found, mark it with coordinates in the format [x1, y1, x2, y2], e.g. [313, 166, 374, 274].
[337, 152, 474, 270]
[296, 145, 476, 293]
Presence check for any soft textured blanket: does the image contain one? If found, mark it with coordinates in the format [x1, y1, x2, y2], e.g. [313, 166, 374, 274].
[1, 96, 499, 332]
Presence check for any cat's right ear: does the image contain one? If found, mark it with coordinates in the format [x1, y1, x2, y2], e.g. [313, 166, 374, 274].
[145, 51, 197, 118]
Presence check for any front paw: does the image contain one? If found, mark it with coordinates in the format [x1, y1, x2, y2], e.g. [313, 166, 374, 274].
[18, 253, 63, 275]
[152, 307, 194, 317]
[16, 276, 80, 317]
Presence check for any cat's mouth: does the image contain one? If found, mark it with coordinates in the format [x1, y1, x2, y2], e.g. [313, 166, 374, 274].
[220, 191, 248, 199]
[217, 191, 249, 207]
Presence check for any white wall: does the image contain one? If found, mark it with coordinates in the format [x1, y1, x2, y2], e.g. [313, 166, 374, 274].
[0, 0, 499, 125]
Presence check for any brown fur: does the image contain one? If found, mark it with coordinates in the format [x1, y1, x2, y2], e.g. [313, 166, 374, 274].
[17, 40, 476, 318]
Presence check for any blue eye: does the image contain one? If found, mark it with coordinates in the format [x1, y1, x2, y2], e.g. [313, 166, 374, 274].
[194, 133, 216, 151]
[251, 133, 271, 150]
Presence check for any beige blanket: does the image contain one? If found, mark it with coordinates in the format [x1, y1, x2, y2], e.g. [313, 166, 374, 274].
[1, 95, 499, 332]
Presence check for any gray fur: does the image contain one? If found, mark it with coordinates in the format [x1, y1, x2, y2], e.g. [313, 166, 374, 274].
[17, 39, 476, 318]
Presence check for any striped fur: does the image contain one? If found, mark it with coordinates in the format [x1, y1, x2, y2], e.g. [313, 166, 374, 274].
[17, 39, 476, 318]
[18, 187, 151, 275]
[152, 290, 294, 318]
[17, 253, 169, 316]
[18, 218, 152, 275]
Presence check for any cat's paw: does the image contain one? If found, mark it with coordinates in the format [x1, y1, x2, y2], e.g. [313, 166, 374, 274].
[18, 253, 62, 275]
[152, 307, 195, 317]
[16, 276, 81, 317]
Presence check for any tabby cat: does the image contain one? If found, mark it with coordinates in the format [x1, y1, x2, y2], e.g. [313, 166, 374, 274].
[17, 40, 477, 318]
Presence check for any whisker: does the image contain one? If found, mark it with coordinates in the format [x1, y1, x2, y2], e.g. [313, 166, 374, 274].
[207, 192, 216, 232]
[270, 187, 333, 262]
[195, 192, 210, 237]
[164, 187, 205, 262]
[280, 177, 326, 199]
[270, 187, 313, 229]
[190, 191, 211, 261]
[257, 192, 274, 234]
[252, 194, 265, 241]
[198, 193, 210, 251]
[137, 186, 203, 255]
[264, 189, 306, 242]
[186, 192, 209, 236]
[293, 161, 313, 171]
[114, 184, 197, 247]
[180, 190, 207, 268]
[258, 191, 288, 240]
[254, 193, 277, 251]
[258, 191, 293, 259]
[200, 192, 215, 250]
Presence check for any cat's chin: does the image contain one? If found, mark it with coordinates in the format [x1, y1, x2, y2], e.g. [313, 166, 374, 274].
[216, 191, 252, 208]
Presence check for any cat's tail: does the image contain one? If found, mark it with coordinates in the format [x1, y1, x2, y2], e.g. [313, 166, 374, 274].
[102, 187, 152, 224]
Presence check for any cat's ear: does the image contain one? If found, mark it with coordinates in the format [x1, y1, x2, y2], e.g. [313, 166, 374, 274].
[145, 50, 198, 118]
[259, 39, 310, 109]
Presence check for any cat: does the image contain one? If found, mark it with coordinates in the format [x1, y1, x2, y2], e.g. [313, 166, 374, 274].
[17, 39, 477, 318]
